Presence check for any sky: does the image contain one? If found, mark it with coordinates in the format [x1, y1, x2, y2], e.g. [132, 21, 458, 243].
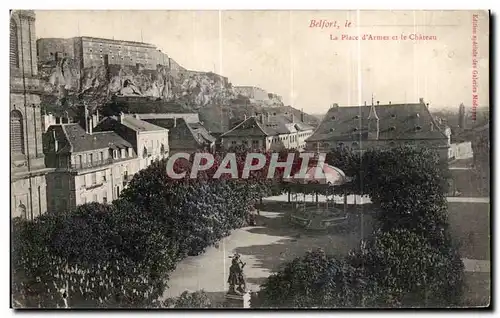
[35, 10, 489, 114]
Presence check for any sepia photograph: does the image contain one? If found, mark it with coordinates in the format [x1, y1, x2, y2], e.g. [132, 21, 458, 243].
[9, 8, 491, 309]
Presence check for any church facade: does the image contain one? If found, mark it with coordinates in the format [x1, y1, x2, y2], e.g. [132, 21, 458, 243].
[10, 10, 50, 219]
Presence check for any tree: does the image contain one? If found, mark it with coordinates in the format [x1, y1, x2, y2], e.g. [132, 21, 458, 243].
[347, 228, 464, 307]
[162, 290, 219, 308]
[12, 202, 175, 308]
[256, 249, 367, 308]
[256, 145, 464, 308]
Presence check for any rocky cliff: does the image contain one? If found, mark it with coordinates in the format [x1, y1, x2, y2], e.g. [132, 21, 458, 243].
[39, 57, 316, 131]
[39, 58, 240, 111]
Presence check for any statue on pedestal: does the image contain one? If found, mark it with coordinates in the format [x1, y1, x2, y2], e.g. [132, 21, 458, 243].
[227, 253, 246, 295]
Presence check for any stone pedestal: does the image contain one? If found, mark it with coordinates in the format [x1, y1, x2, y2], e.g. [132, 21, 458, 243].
[224, 292, 251, 308]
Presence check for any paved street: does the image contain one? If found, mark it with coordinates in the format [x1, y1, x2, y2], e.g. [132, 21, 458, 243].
[163, 196, 490, 305]
[162, 210, 365, 301]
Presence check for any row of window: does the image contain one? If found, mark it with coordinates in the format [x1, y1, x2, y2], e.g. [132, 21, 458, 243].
[85, 42, 151, 52]
[73, 148, 133, 168]
[84, 169, 129, 187]
[82, 191, 108, 205]
[313, 140, 426, 149]
[330, 114, 418, 121]
[231, 140, 260, 146]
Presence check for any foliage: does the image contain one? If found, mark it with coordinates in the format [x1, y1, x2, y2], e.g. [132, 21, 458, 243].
[13, 149, 293, 307]
[347, 229, 464, 307]
[162, 290, 219, 308]
[256, 249, 368, 308]
[12, 203, 170, 308]
[257, 145, 464, 308]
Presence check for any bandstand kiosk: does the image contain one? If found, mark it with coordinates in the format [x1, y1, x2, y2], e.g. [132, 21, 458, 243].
[284, 159, 350, 230]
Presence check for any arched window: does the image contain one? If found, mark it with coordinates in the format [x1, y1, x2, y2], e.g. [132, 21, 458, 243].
[10, 18, 19, 68]
[10, 110, 24, 154]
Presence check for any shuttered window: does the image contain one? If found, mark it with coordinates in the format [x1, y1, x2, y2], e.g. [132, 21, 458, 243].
[10, 19, 19, 68]
[10, 110, 24, 154]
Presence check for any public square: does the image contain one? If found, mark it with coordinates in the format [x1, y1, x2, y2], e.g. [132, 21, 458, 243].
[163, 195, 490, 306]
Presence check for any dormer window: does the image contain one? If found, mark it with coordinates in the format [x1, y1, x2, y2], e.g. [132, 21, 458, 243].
[354, 115, 360, 119]
[331, 116, 336, 120]
[389, 126, 396, 131]
[330, 128, 335, 132]
[415, 125, 422, 131]
[391, 114, 396, 119]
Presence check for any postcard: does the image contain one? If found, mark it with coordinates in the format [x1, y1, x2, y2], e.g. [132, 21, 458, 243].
[10, 9, 490, 309]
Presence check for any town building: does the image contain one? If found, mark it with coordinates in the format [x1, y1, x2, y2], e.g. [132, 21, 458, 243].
[221, 112, 314, 151]
[305, 99, 451, 160]
[10, 10, 52, 219]
[142, 114, 216, 154]
[94, 114, 170, 169]
[43, 123, 139, 213]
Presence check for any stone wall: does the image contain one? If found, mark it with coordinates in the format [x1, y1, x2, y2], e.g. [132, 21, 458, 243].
[11, 174, 47, 219]
[37, 38, 75, 64]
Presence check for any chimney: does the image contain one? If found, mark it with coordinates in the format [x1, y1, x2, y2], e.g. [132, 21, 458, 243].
[89, 117, 93, 135]
[244, 114, 247, 120]
[389, 101, 391, 105]
[364, 101, 367, 106]
[96, 109, 100, 124]
[290, 113, 295, 123]
[419, 97, 424, 104]
[119, 112, 124, 124]
[430, 122, 434, 131]
[174, 117, 177, 127]
[377, 101, 380, 105]
[300, 108, 305, 122]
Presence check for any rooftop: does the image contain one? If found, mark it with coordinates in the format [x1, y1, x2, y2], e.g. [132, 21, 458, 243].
[56, 123, 134, 153]
[307, 101, 448, 142]
[222, 114, 314, 138]
[143, 118, 216, 146]
[120, 115, 167, 132]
